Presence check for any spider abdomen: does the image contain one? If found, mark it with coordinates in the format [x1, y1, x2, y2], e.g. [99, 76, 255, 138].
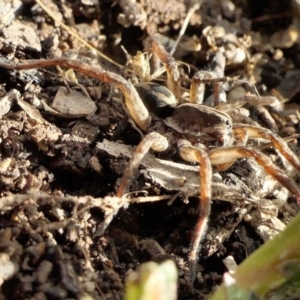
[164, 103, 233, 146]
[134, 82, 177, 118]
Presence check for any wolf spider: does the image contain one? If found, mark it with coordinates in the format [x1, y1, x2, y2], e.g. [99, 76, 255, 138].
[1, 39, 300, 282]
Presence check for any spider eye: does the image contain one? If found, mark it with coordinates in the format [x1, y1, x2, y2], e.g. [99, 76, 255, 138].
[225, 120, 232, 127]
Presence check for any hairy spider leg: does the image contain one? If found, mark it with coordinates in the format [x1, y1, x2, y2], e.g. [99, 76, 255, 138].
[177, 139, 212, 283]
[209, 146, 300, 204]
[233, 124, 300, 175]
[116, 132, 169, 197]
[0, 59, 151, 130]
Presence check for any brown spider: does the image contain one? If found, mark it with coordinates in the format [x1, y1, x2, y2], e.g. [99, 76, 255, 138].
[1, 39, 300, 282]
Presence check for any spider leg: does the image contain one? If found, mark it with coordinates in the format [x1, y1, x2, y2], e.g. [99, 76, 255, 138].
[94, 133, 169, 237]
[0, 58, 151, 130]
[209, 146, 300, 204]
[190, 51, 226, 106]
[177, 139, 212, 282]
[116, 132, 169, 197]
[190, 70, 217, 104]
[233, 124, 300, 174]
[148, 40, 227, 106]
[148, 39, 181, 99]
[217, 94, 281, 114]
[117, 134, 212, 284]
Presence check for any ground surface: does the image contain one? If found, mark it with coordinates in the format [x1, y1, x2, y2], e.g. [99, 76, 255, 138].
[0, 0, 300, 299]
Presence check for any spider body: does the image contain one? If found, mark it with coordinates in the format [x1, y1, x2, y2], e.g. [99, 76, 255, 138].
[163, 103, 233, 148]
[135, 82, 233, 148]
[0, 39, 300, 283]
[117, 40, 300, 281]
[118, 76, 300, 281]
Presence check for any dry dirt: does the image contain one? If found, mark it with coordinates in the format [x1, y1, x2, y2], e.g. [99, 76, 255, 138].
[0, 0, 300, 299]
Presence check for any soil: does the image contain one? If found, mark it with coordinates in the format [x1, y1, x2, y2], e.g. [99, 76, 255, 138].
[0, 0, 300, 299]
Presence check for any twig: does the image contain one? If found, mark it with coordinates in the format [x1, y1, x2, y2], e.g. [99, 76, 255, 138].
[170, 1, 203, 56]
[35, 0, 123, 69]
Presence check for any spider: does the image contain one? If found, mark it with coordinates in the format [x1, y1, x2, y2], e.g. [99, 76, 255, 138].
[0, 39, 300, 282]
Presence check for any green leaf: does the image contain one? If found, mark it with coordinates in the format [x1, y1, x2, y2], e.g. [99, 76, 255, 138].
[125, 260, 178, 300]
[209, 213, 300, 300]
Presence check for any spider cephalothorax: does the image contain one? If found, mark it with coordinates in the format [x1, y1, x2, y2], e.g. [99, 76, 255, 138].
[0, 38, 300, 282]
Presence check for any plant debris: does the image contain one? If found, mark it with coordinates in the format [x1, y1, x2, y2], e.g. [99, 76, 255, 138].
[0, 0, 300, 299]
